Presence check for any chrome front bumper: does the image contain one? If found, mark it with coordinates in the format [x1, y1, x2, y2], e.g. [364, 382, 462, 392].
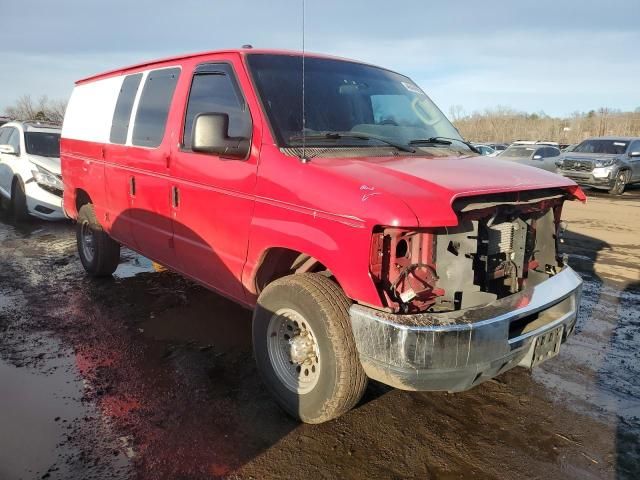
[350, 267, 583, 392]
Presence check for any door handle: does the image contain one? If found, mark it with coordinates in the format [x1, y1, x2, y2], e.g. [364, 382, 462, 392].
[171, 185, 179, 208]
[129, 176, 136, 196]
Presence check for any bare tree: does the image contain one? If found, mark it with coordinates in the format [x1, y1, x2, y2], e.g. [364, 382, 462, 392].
[448, 104, 465, 122]
[3, 95, 67, 124]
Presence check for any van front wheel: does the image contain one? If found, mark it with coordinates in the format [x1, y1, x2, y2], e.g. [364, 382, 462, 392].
[253, 273, 368, 423]
[76, 204, 120, 276]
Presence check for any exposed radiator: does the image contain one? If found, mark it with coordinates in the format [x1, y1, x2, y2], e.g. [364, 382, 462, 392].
[486, 222, 514, 256]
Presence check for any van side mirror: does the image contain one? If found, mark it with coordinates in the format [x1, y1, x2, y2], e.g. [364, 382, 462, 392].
[192, 113, 250, 159]
[0, 144, 17, 155]
[629, 151, 640, 158]
[532, 154, 542, 160]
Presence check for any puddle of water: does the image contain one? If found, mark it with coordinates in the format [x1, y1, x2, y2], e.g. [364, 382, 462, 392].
[0, 337, 130, 479]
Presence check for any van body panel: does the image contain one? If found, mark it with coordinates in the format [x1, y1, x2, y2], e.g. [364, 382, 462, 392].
[166, 54, 263, 302]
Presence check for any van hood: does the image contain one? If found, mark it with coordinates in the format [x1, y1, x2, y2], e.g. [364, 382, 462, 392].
[28, 155, 61, 175]
[312, 154, 583, 227]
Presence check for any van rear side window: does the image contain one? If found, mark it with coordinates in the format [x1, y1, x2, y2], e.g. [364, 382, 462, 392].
[132, 68, 180, 148]
[110, 73, 142, 144]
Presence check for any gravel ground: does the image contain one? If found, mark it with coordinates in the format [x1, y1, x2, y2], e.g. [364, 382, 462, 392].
[0, 186, 638, 480]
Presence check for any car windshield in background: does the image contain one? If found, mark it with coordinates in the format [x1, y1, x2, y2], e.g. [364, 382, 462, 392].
[573, 139, 628, 155]
[24, 132, 61, 157]
[247, 54, 466, 152]
[502, 146, 535, 158]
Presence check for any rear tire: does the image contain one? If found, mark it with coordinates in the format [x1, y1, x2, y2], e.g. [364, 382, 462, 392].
[253, 273, 368, 423]
[11, 177, 29, 221]
[608, 170, 629, 195]
[76, 204, 121, 276]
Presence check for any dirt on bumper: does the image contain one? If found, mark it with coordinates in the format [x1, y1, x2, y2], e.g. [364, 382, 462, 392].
[350, 267, 582, 391]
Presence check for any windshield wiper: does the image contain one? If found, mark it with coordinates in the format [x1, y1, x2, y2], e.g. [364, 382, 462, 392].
[409, 137, 481, 154]
[289, 132, 416, 153]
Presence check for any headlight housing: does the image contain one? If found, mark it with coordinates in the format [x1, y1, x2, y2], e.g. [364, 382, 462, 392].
[370, 227, 443, 313]
[31, 165, 63, 191]
[594, 158, 615, 168]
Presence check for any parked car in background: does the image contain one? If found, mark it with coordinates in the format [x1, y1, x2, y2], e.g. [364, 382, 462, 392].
[0, 121, 64, 220]
[557, 137, 640, 195]
[562, 144, 577, 152]
[511, 140, 559, 147]
[473, 144, 497, 156]
[487, 143, 508, 154]
[496, 144, 562, 172]
[61, 48, 584, 423]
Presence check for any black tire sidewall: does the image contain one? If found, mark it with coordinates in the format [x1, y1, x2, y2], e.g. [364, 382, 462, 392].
[11, 177, 28, 220]
[253, 280, 341, 422]
[76, 205, 100, 273]
[609, 170, 628, 195]
[76, 204, 120, 276]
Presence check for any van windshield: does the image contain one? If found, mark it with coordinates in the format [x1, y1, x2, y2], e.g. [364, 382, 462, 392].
[247, 54, 464, 152]
[25, 132, 61, 158]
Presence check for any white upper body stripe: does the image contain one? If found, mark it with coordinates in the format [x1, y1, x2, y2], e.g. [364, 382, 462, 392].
[62, 66, 181, 146]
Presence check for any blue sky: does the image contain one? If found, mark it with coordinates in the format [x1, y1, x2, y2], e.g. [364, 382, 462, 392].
[1, 0, 639, 117]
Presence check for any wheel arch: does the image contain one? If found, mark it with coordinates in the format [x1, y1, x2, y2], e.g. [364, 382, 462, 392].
[75, 188, 92, 213]
[250, 246, 338, 296]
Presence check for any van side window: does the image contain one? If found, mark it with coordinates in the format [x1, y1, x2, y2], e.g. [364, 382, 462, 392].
[183, 64, 250, 150]
[132, 68, 180, 148]
[110, 73, 143, 144]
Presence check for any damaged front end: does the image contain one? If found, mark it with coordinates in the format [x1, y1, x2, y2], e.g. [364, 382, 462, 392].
[369, 188, 569, 315]
[353, 188, 583, 392]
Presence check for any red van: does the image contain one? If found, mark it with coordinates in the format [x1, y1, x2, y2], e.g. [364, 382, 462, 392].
[61, 49, 584, 423]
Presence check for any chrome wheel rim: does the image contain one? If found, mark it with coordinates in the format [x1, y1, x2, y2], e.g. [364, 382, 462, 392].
[80, 221, 96, 263]
[267, 308, 320, 394]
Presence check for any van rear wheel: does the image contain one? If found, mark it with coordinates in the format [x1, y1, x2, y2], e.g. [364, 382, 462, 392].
[76, 204, 120, 276]
[253, 273, 368, 423]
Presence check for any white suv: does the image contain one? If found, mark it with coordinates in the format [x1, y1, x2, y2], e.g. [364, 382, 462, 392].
[0, 121, 64, 220]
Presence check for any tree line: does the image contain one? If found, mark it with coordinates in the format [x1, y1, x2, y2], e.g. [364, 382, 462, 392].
[2, 95, 67, 124]
[451, 106, 640, 145]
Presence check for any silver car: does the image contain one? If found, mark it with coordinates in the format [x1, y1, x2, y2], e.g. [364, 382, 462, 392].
[556, 137, 640, 195]
[495, 144, 561, 173]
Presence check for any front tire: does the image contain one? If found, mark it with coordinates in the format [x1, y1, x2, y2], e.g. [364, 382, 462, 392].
[76, 203, 121, 276]
[253, 273, 368, 423]
[608, 170, 629, 195]
[11, 177, 29, 221]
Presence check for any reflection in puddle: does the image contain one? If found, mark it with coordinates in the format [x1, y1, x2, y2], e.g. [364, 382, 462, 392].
[0, 337, 130, 479]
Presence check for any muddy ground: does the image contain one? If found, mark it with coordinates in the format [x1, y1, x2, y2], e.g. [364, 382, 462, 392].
[0, 187, 638, 480]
